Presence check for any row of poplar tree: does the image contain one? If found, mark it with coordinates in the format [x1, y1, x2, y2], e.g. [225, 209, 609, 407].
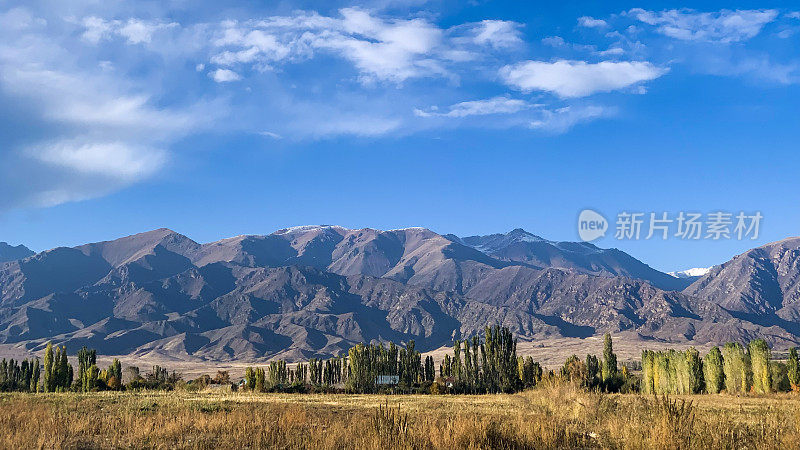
[243, 341, 430, 393]
[242, 325, 543, 394]
[641, 339, 800, 395]
[243, 357, 347, 392]
[0, 343, 126, 393]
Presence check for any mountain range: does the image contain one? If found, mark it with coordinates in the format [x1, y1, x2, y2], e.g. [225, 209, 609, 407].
[1, 226, 799, 361]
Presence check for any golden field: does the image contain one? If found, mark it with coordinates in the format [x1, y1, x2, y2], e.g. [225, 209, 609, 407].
[1, 381, 799, 449]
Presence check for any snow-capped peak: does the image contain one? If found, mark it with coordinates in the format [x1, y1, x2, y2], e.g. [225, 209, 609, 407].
[272, 225, 347, 235]
[668, 267, 711, 279]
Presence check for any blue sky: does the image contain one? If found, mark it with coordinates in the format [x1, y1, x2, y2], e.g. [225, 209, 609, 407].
[0, 0, 798, 273]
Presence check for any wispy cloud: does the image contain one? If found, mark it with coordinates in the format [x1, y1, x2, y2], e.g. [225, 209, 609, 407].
[578, 16, 608, 29]
[470, 20, 523, 48]
[500, 60, 666, 98]
[4, 2, 796, 213]
[414, 96, 533, 118]
[259, 131, 283, 139]
[530, 105, 612, 132]
[0, 6, 215, 210]
[202, 9, 523, 85]
[628, 8, 778, 43]
[81, 17, 178, 44]
[31, 140, 166, 182]
[210, 68, 241, 82]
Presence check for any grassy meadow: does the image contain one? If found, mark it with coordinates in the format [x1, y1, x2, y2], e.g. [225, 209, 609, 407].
[2, 381, 799, 449]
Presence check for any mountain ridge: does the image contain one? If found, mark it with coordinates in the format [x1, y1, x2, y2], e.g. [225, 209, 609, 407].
[0, 242, 34, 263]
[2, 226, 799, 361]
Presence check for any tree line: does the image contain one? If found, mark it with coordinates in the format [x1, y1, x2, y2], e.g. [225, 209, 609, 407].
[242, 325, 544, 394]
[0, 342, 191, 393]
[6, 331, 800, 396]
[641, 339, 799, 395]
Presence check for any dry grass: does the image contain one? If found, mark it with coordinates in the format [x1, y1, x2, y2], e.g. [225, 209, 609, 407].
[1, 384, 799, 449]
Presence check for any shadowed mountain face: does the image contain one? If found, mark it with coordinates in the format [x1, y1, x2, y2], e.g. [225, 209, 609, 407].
[0, 242, 34, 263]
[684, 238, 800, 327]
[1, 227, 799, 361]
[458, 229, 692, 291]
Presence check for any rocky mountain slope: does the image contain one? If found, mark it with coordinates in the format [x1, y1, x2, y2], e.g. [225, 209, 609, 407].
[457, 228, 692, 291]
[0, 242, 33, 263]
[1, 227, 798, 361]
[684, 238, 800, 329]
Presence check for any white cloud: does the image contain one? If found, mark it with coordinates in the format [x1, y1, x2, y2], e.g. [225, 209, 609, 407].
[32, 140, 166, 181]
[210, 68, 241, 82]
[0, 8, 215, 210]
[0, 7, 46, 31]
[541, 36, 595, 52]
[2, 67, 201, 136]
[119, 19, 178, 44]
[303, 116, 402, 137]
[205, 9, 523, 85]
[578, 16, 608, 28]
[414, 96, 532, 118]
[628, 8, 778, 43]
[81, 17, 178, 45]
[542, 36, 566, 47]
[597, 47, 625, 57]
[259, 131, 283, 139]
[700, 55, 800, 85]
[312, 8, 446, 83]
[471, 20, 523, 48]
[211, 26, 292, 68]
[500, 60, 666, 98]
[207, 8, 451, 84]
[81, 16, 113, 43]
[530, 105, 612, 132]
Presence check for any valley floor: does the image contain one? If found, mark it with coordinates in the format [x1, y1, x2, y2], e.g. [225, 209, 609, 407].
[2, 384, 799, 449]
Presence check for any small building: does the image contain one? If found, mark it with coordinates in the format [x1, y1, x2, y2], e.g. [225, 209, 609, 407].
[376, 375, 399, 385]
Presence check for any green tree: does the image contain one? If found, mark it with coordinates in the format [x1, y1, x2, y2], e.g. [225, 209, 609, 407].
[346, 343, 376, 393]
[424, 356, 435, 382]
[106, 359, 122, 390]
[517, 356, 542, 389]
[685, 348, 704, 394]
[439, 355, 451, 378]
[641, 350, 654, 395]
[748, 339, 772, 394]
[480, 325, 519, 393]
[43, 342, 55, 393]
[703, 346, 724, 394]
[654, 351, 670, 394]
[77, 346, 97, 392]
[452, 340, 463, 383]
[788, 347, 800, 391]
[771, 361, 790, 392]
[245, 367, 256, 390]
[59, 346, 70, 389]
[601, 333, 618, 387]
[586, 354, 600, 389]
[561, 355, 587, 385]
[30, 359, 40, 392]
[722, 342, 749, 394]
[254, 367, 266, 392]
